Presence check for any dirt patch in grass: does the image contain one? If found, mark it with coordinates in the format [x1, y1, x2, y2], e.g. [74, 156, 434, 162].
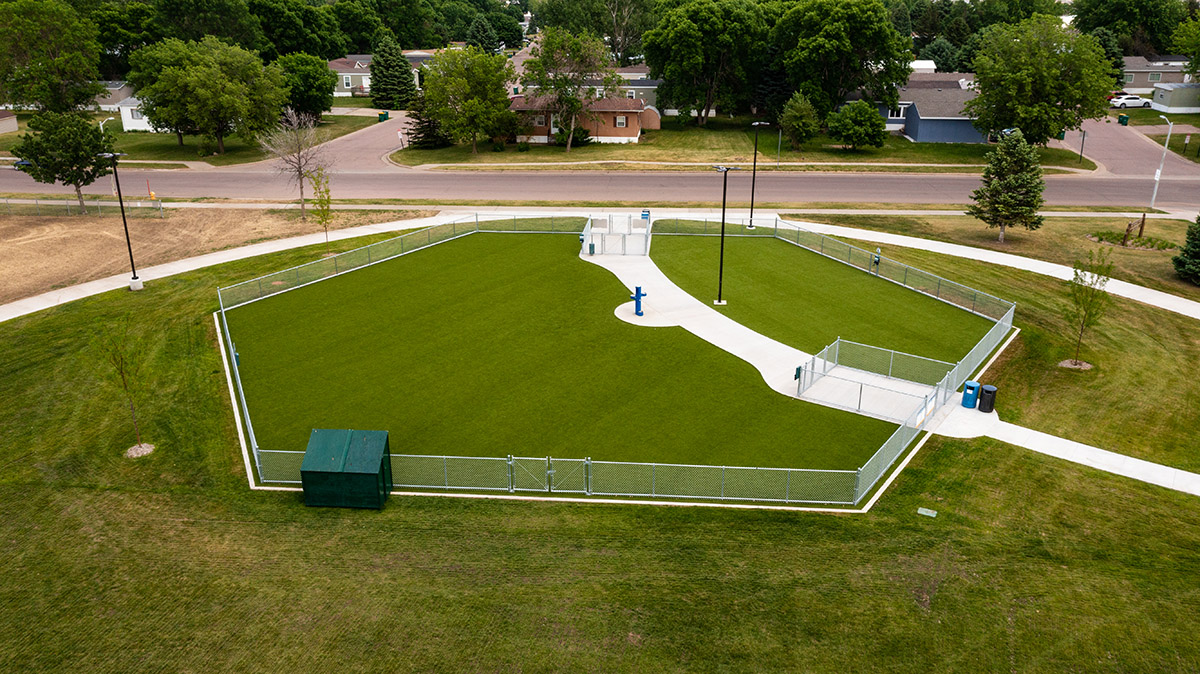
[0, 208, 432, 304]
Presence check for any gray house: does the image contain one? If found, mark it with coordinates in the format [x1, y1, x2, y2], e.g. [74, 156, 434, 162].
[1122, 56, 1193, 94]
[862, 72, 986, 143]
[329, 55, 373, 96]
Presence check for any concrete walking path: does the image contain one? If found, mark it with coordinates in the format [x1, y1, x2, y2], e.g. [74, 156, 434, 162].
[937, 405, 1200, 497]
[785, 218, 1200, 322]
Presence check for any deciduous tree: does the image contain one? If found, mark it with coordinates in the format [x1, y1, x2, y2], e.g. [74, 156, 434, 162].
[1174, 18, 1200, 77]
[1063, 248, 1114, 366]
[643, 0, 766, 125]
[423, 46, 516, 152]
[1073, 0, 1187, 55]
[521, 27, 622, 152]
[965, 16, 1113, 145]
[825, 100, 887, 149]
[771, 0, 911, 116]
[277, 53, 338, 119]
[153, 0, 265, 51]
[966, 129, 1044, 243]
[920, 36, 960, 72]
[0, 0, 105, 112]
[260, 108, 329, 220]
[467, 16, 501, 52]
[12, 112, 114, 211]
[249, 0, 347, 61]
[332, 0, 392, 54]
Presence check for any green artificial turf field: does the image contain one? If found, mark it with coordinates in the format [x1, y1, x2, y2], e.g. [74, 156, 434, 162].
[223, 232, 896, 469]
[651, 234, 995, 362]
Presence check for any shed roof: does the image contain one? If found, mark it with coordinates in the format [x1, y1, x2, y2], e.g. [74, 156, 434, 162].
[301, 429, 389, 475]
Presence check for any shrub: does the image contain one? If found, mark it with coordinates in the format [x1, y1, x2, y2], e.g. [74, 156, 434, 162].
[517, 141, 531, 152]
[778, 92, 821, 149]
[826, 100, 887, 150]
[554, 127, 591, 147]
[1091, 230, 1176, 250]
[491, 141, 505, 152]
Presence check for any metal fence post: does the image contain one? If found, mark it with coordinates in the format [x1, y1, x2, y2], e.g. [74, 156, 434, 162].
[545, 456, 552, 492]
[936, 278, 941, 298]
[443, 456, 448, 487]
[858, 382, 864, 411]
[854, 468, 862, 502]
[651, 464, 656, 495]
[902, 266, 908, 287]
[785, 470, 791, 502]
[585, 457, 591, 495]
[507, 455, 514, 492]
[888, 350, 895, 378]
[721, 466, 726, 498]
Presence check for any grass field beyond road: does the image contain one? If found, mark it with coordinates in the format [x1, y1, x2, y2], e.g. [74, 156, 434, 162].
[225, 232, 895, 467]
[651, 234, 994, 362]
[392, 116, 1094, 170]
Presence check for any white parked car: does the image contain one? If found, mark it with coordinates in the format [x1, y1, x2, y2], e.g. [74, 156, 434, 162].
[1110, 95, 1151, 109]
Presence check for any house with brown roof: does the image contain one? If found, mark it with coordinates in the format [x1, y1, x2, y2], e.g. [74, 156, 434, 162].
[1122, 56, 1193, 95]
[329, 55, 374, 96]
[510, 95, 660, 144]
[0, 110, 17, 135]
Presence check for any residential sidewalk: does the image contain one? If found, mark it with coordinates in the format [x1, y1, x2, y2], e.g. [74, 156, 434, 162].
[408, 158, 1091, 175]
[936, 405, 1200, 497]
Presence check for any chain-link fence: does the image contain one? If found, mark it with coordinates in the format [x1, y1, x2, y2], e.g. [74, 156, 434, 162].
[3, 197, 164, 218]
[258, 450, 862, 504]
[217, 214, 588, 309]
[223, 212, 1017, 508]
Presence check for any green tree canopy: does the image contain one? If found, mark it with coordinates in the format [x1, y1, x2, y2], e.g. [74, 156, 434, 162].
[920, 36, 960, 72]
[248, 0, 347, 61]
[825, 100, 887, 149]
[1172, 217, 1200, 285]
[423, 46, 516, 152]
[152, 0, 265, 51]
[771, 0, 912, 116]
[966, 129, 1044, 242]
[129, 36, 287, 154]
[1072, 0, 1187, 55]
[277, 52, 338, 119]
[1090, 27, 1126, 86]
[1174, 18, 1200, 78]
[533, 0, 657, 64]
[376, 0, 441, 47]
[331, 0, 393, 54]
[965, 15, 1113, 145]
[779, 91, 821, 149]
[0, 0, 104, 112]
[12, 112, 114, 210]
[521, 27, 622, 152]
[405, 91, 454, 148]
[467, 16, 501, 52]
[371, 36, 418, 110]
[91, 1, 160, 80]
[487, 11, 525, 50]
[643, 0, 766, 125]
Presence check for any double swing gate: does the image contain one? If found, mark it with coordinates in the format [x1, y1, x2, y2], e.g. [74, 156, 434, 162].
[510, 456, 589, 493]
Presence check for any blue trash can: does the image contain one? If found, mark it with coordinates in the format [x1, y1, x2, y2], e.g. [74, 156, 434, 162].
[962, 381, 981, 408]
[978, 385, 997, 413]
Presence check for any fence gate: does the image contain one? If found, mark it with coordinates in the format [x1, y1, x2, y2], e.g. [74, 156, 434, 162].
[510, 456, 589, 494]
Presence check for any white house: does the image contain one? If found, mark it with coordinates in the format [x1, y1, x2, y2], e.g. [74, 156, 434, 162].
[117, 97, 158, 132]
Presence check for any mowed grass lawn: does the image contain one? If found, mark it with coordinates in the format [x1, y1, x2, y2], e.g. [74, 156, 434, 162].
[0, 113, 375, 166]
[224, 232, 895, 468]
[392, 116, 1092, 169]
[3, 229, 1200, 670]
[651, 234, 994, 362]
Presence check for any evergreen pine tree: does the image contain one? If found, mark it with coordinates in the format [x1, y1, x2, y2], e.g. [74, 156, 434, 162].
[1172, 217, 1200, 285]
[886, 0, 912, 40]
[371, 37, 415, 110]
[467, 17, 500, 53]
[967, 129, 1045, 242]
[920, 36, 960, 72]
[405, 92, 452, 149]
[754, 44, 792, 121]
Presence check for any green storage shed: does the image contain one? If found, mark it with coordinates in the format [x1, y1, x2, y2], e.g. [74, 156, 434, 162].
[301, 429, 392, 509]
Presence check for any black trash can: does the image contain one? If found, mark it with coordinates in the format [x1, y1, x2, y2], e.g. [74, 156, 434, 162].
[978, 385, 997, 413]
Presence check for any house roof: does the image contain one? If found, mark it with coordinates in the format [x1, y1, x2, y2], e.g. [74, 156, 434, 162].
[113, 96, 142, 109]
[0, 110, 14, 120]
[510, 95, 648, 112]
[1124, 56, 1187, 72]
[1153, 82, 1200, 91]
[899, 87, 976, 118]
[579, 77, 662, 88]
[905, 72, 973, 89]
[328, 56, 372, 73]
[616, 64, 650, 77]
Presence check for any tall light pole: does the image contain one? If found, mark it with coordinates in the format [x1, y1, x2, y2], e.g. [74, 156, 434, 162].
[99, 116, 115, 133]
[713, 165, 742, 306]
[98, 152, 142, 290]
[748, 121, 770, 229]
[1143, 115, 1174, 237]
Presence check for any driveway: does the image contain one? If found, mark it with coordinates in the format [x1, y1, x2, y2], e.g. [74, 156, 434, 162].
[233, 112, 412, 174]
[1053, 117, 1200, 178]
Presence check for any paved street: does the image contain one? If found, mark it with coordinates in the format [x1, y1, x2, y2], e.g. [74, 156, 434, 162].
[4, 166, 1197, 208]
[1054, 118, 1200, 178]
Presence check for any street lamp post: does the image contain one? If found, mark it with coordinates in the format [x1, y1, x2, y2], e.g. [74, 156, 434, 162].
[99, 152, 142, 290]
[713, 165, 742, 306]
[1144, 115, 1174, 235]
[99, 116, 115, 133]
[749, 121, 770, 229]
